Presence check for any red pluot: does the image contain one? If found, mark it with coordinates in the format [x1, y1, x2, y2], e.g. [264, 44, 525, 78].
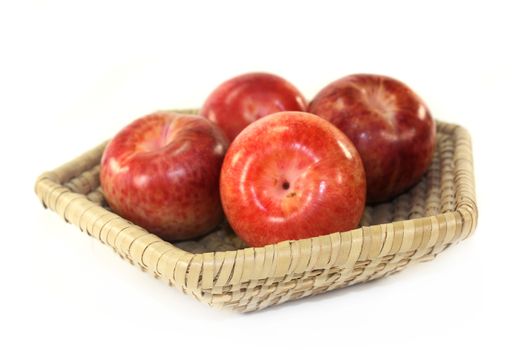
[201, 72, 307, 141]
[100, 111, 228, 241]
[220, 111, 366, 247]
[309, 74, 436, 203]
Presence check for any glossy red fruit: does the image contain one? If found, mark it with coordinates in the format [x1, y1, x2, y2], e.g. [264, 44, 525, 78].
[201, 72, 307, 141]
[100, 111, 228, 241]
[220, 111, 366, 247]
[309, 74, 436, 203]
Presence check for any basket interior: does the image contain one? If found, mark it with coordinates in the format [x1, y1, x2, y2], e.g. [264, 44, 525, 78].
[64, 129, 456, 254]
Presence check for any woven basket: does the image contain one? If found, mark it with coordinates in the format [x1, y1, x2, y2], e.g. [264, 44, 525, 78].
[35, 114, 477, 312]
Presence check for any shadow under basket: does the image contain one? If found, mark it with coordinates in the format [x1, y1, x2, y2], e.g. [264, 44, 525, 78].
[35, 119, 477, 312]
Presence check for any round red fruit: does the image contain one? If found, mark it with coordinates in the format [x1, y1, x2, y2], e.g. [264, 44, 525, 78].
[201, 72, 307, 141]
[220, 111, 366, 247]
[309, 74, 436, 203]
[100, 111, 228, 241]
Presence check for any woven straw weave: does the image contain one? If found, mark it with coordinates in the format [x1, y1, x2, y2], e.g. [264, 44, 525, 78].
[35, 118, 477, 312]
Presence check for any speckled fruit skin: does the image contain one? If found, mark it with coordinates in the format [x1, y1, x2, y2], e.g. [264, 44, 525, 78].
[201, 72, 307, 141]
[220, 111, 366, 247]
[309, 74, 436, 203]
[100, 111, 229, 241]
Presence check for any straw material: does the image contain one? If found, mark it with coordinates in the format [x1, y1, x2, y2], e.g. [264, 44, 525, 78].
[35, 116, 477, 312]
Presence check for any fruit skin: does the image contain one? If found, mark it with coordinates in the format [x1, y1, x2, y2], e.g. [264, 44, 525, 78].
[220, 111, 366, 247]
[100, 111, 229, 241]
[201, 72, 307, 141]
[308, 74, 436, 203]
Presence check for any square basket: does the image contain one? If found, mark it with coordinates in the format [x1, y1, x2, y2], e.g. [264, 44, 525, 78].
[35, 118, 477, 312]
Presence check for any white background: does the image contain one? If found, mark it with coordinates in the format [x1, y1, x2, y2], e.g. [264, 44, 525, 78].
[1, 1, 524, 349]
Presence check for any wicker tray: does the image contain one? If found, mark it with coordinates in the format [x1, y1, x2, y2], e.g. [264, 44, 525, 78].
[35, 117, 477, 312]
